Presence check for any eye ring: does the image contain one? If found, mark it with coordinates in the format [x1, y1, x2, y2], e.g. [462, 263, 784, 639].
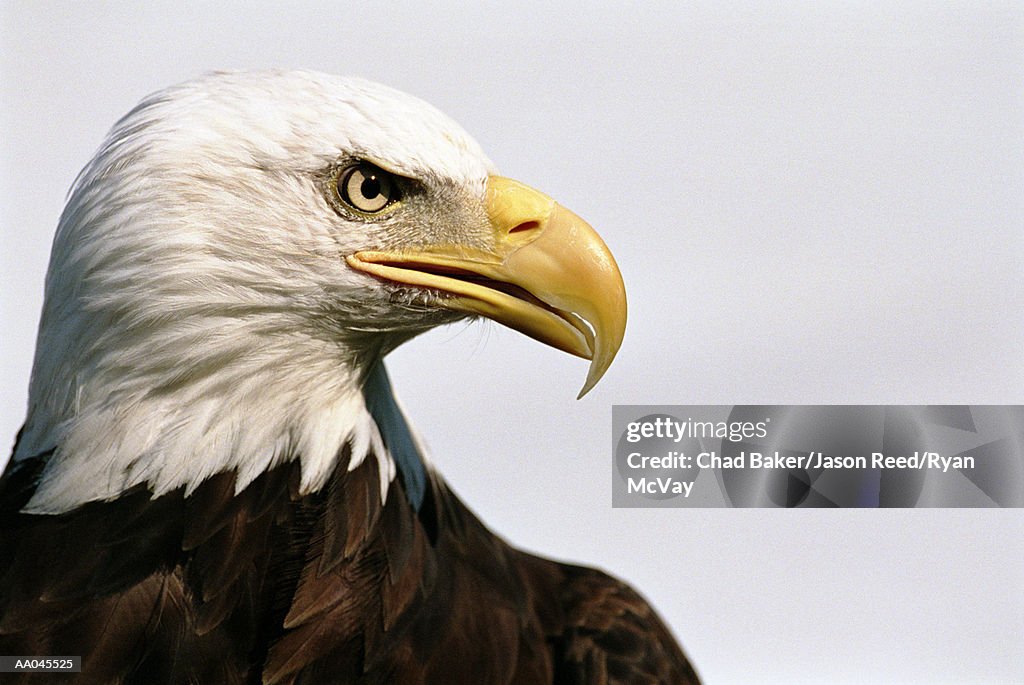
[336, 162, 400, 214]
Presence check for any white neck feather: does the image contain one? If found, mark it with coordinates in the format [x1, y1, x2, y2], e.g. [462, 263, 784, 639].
[16, 326, 398, 514]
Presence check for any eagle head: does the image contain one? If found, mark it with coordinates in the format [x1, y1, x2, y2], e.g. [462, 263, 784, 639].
[15, 70, 626, 513]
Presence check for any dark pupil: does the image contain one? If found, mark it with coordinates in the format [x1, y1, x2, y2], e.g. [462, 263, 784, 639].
[360, 174, 382, 200]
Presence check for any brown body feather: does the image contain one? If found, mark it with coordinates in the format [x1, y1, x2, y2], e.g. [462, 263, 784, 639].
[0, 443, 699, 684]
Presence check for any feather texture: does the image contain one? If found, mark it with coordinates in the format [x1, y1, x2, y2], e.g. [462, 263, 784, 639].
[0, 444, 699, 684]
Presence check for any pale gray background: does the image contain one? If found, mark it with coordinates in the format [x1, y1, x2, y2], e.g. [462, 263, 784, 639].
[2, 2, 1022, 683]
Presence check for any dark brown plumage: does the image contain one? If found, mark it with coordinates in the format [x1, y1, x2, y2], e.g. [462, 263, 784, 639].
[0, 436, 698, 684]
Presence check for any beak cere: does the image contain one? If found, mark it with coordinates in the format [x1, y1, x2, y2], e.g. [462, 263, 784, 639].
[346, 176, 627, 397]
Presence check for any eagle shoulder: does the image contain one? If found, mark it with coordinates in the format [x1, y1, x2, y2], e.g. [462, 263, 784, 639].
[501, 530, 698, 685]
[0, 448, 699, 684]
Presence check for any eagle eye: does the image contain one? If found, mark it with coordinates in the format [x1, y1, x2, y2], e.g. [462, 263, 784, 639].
[336, 163, 400, 214]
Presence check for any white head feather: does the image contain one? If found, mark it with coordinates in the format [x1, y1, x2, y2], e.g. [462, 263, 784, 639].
[16, 70, 495, 514]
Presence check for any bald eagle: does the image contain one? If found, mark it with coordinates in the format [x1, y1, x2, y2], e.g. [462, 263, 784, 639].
[0, 71, 698, 684]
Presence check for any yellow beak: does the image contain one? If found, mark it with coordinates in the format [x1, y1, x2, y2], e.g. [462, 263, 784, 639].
[346, 176, 626, 397]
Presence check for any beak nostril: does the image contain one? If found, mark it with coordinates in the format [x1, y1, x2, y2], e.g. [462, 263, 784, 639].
[509, 220, 541, 235]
